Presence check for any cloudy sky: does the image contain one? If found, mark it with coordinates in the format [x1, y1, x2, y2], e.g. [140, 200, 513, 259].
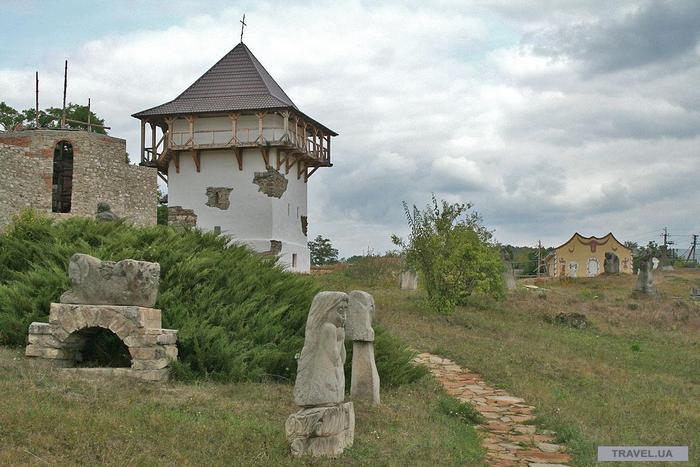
[2, 0, 699, 256]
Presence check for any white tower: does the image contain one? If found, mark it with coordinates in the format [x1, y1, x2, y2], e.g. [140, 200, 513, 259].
[133, 42, 336, 272]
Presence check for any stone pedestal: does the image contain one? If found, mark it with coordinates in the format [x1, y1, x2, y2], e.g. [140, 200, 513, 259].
[351, 342, 380, 405]
[399, 270, 418, 290]
[25, 303, 177, 382]
[285, 402, 355, 458]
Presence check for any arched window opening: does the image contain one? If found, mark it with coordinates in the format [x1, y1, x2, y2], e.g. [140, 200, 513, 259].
[72, 327, 132, 368]
[52, 140, 73, 213]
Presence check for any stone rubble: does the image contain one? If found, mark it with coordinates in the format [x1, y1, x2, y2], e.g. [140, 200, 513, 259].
[415, 353, 572, 467]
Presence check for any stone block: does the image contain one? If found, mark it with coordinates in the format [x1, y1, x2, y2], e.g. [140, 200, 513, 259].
[60, 253, 160, 307]
[285, 402, 355, 458]
[132, 358, 170, 370]
[28, 322, 53, 335]
[25, 345, 74, 360]
[129, 346, 165, 360]
[350, 341, 380, 405]
[399, 270, 418, 290]
[131, 369, 169, 382]
[163, 345, 178, 360]
[156, 329, 178, 345]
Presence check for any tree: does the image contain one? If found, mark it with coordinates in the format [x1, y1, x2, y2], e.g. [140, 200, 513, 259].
[0, 102, 107, 134]
[392, 195, 504, 314]
[0, 102, 23, 131]
[308, 235, 339, 266]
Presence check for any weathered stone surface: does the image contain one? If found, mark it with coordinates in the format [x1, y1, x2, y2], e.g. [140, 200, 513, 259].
[156, 329, 178, 345]
[168, 205, 197, 227]
[96, 202, 119, 221]
[351, 342, 380, 405]
[60, 254, 160, 307]
[253, 167, 288, 198]
[51, 304, 160, 336]
[25, 345, 75, 360]
[502, 251, 517, 291]
[300, 216, 308, 236]
[635, 256, 656, 295]
[131, 358, 170, 370]
[399, 270, 418, 290]
[0, 129, 156, 231]
[28, 322, 53, 334]
[285, 402, 355, 458]
[293, 292, 348, 407]
[269, 240, 282, 256]
[205, 187, 233, 210]
[346, 290, 375, 342]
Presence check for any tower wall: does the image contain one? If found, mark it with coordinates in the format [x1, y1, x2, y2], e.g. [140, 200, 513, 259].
[0, 129, 157, 230]
[167, 147, 310, 272]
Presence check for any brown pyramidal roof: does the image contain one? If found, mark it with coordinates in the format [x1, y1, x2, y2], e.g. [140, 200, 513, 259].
[132, 43, 298, 118]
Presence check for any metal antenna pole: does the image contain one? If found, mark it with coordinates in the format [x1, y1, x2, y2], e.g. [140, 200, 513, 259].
[61, 60, 68, 128]
[35, 71, 39, 128]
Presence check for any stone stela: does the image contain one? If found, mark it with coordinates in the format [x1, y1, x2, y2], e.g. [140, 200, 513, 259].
[286, 292, 355, 458]
[25, 253, 178, 382]
[346, 290, 380, 405]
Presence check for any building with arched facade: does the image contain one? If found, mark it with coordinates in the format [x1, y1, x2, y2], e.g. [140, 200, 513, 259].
[545, 233, 633, 278]
[0, 129, 157, 229]
[133, 42, 337, 272]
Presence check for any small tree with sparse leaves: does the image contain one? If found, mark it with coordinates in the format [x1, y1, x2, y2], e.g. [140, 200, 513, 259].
[308, 235, 339, 266]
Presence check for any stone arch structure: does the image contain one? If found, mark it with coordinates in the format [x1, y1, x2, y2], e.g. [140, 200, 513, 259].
[26, 303, 177, 381]
[52, 140, 74, 213]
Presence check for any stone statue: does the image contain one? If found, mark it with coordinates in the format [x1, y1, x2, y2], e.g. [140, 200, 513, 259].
[293, 291, 348, 406]
[399, 270, 418, 290]
[96, 202, 119, 221]
[501, 249, 517, 291]
[635, 254, 656, 295]
[60, 253, 160, 307]
[347, 290, 380, 405]
[287, 291, 355, 458]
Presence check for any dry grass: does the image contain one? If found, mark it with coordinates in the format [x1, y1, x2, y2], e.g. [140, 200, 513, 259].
[316, 268, 700, 466]
[0, 347, 483, 466]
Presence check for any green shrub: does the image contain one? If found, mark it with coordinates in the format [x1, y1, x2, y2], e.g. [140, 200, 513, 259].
[0, 211, 421, 386]
[392, 195, 505, 314]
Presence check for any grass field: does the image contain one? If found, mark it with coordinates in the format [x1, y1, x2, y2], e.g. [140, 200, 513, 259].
[0, 346, 483, 466]
[2, 261, 698, 465]
[317, 265, 700, 466]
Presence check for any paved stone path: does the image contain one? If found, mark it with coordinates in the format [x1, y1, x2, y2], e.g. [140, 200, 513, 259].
[415, 353, 572, 467]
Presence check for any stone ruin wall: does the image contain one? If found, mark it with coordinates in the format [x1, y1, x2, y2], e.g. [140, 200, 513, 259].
[0, 129, 156, 230]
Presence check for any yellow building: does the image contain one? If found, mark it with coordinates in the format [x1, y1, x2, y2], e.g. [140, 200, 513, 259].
[545, 233, 633, 278]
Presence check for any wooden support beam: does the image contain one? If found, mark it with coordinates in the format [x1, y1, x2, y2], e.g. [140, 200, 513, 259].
[277, 151, 287, 170]
[297, 160, 305, 180]
[260, 147, 270, 168]
[286, 156, 297, 174]
[257, 112, 265, 142]
[157, 172, 168, 184]
[140, 119, 146, 162]
[186, 116, 194, 146]
[192, 150, 200, 172]
[305, 165, 320, 182]
[165, 118, 174, 149]
[234, 147, 243, 171]
[150, 122, 157, 158]
[228, 113, 239, 143]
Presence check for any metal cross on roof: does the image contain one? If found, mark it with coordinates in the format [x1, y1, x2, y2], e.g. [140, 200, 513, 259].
[240, 14, 247, 43]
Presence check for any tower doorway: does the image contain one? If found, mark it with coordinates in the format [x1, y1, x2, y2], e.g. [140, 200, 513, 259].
[52, 141, 73, 213]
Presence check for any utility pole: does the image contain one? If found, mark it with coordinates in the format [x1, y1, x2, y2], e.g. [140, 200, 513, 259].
[687, 235, 697, 262]
[61, 60, 68, 128]
[35, 71, 39, 128]
[537, 240, 542, 278]
[662, 227, 675, 259]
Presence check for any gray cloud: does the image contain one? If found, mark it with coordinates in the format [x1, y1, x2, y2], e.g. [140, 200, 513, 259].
[526, 0, 700, 73]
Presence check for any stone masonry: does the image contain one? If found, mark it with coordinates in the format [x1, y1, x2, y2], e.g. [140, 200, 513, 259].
[0, 129, 156, 230]
[26, 304, 177, 382]
[25, 254, 177, 382]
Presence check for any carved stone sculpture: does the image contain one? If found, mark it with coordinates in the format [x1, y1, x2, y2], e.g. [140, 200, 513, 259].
[399, 270, 418, 290]
[293, 291, 348, 406]
[25, 254, 176, 382]
[96, 202, 119, 221]
[347, 291, 380, 405]
[501, 250, 517, 291]
[60, 253, 160, 308]
[635, 255, 656, 295]
[287, 291, 355, 457]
